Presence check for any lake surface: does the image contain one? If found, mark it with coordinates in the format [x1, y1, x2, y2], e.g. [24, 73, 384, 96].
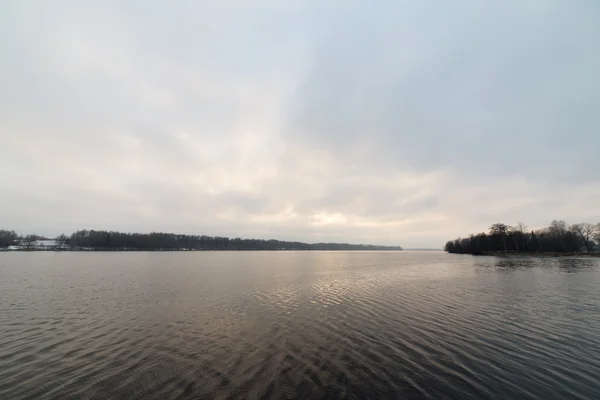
[1, 251, 600, 399]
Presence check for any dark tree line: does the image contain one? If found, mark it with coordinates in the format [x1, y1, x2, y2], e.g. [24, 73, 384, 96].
[1, 229, 402, 251]
[0, 230, 19, 248]
[445, 221, 600, 255]
[0, 231, 49, 249]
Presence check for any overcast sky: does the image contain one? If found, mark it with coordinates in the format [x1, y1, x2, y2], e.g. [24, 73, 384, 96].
[1, 1, 599, 248]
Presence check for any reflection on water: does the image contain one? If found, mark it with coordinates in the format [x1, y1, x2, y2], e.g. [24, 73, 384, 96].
[556, 257, 597, 272]
[1, 251, 600, 399]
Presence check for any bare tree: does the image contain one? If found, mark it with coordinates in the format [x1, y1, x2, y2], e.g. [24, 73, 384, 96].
[23, 234, 37, 250]
[572, 223, 596, 253]
[515, 222, 528, 234]
[55, 234, 69, 250]
[490, 223, 509, 251]
[510, 222, 528, 251]
[549, 220, 569, 252]
[533, 228, 546, 252]
[447, 220, 599, 254]
[0, 230, 18, 248]
[509, 226, 520, 251]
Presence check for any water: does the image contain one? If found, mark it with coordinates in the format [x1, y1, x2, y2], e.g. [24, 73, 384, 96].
[1, 251, 600, 400]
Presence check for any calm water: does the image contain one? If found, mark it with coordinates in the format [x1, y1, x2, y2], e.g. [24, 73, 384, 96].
[1, 251, 600, 400]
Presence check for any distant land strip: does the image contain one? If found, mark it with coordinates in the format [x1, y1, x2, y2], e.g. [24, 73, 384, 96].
[0, 229, 402, 251]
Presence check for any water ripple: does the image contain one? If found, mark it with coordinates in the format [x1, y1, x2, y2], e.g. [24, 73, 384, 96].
[1, 252, 600, 399]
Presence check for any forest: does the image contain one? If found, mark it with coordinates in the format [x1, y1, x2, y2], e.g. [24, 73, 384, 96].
[0, 229, 402, 251]
[445, 221, 600, 255]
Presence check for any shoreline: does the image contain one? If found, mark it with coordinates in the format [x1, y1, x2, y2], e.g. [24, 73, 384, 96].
[0, 248, 405, 252]
[451, 251, 600, 258]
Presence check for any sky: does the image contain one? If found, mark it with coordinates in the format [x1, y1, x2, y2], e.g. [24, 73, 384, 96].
[1, 1, 599, 248]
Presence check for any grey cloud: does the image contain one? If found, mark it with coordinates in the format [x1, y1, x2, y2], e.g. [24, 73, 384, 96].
[286, 1, 600, 182]
[1, 0, 599, 248]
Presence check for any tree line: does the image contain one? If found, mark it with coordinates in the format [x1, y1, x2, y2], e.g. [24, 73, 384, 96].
[0, 229, 403, 251]
[444, 221, 600, 255]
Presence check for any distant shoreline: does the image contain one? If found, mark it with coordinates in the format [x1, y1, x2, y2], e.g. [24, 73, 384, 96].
[0, 248, 404, 252]
[0, 229, 403, 252]
[445, 221, 600, 256]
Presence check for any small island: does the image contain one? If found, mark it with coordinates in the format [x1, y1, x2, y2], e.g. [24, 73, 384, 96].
[0, 229, 402, 252]
[445, 220, 600, 256]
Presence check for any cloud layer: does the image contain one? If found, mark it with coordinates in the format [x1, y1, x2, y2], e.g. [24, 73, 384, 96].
[1, 1, 599, 247]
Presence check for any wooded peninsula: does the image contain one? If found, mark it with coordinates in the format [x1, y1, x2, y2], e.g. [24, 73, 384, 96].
[0, 229, 403, 251]
[445, 220, 600, 256]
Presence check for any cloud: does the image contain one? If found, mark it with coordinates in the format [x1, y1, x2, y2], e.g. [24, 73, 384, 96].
[1, 1, 599, 247]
